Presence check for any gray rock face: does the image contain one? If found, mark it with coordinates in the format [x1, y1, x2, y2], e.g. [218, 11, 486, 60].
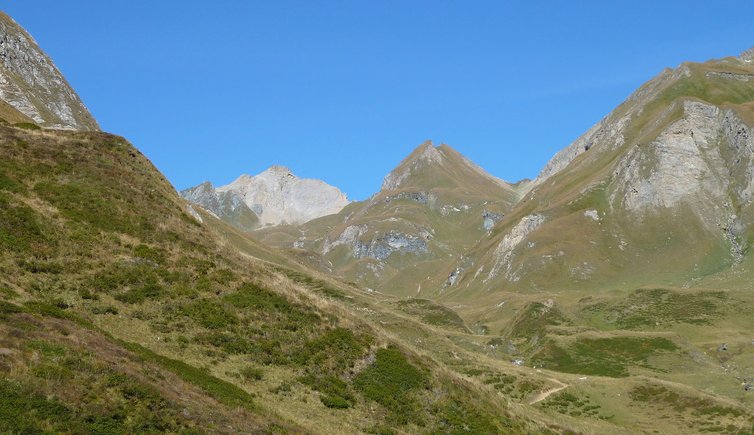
[352, 231, 430, 261]
[533, 64, 696, 187]
[610, 101, 754, 222]
[181, 181, 245, 217]
[184, 166, 350, 227]
[383, 191, 436, 205]
[323, 224, 431, 261]
[482, 210, 504, 231]
[180, 181, 259, 231]
[740, 46, 754, 63]
[0, 12, 98, 130]
[486, 214, 545, 283]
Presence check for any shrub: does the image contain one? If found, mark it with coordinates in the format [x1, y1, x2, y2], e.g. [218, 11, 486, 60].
[240, 366, 263, 381]
[133, 244, 166, 265]
[0, 193, 49, 253]
[292, 327, 370, 372]
[354, 346, 428, 424]
[196, 332, 253, 354]
[115, 281, 166, 304]
[181, 299, 237, 329]
[300, 374, 355, 409]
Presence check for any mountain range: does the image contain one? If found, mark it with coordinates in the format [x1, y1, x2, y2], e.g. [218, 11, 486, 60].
[2, 9, 754, 434]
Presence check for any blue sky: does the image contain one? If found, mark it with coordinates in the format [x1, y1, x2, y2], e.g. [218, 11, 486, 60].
[4, 1, 754, 200]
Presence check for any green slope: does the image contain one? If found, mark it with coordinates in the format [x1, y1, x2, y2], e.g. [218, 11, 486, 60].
[0, 123, 567, 433]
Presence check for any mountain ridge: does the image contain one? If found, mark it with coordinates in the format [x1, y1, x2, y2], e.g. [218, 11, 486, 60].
[0, 12, 98, 130]
[182, 165, 350, 228]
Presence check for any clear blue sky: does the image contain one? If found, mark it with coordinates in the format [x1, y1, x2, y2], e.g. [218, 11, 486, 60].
[4, 1, 754, 200]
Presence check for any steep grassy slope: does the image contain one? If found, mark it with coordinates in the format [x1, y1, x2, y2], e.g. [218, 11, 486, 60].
[0, 124, 568, 433]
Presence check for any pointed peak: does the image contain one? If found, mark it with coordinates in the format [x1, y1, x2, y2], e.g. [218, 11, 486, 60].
[266, 165, 293, 175]
[381, 140, 512, 193]
[741, 46, 754, 63]
[0, 11, 99, 130]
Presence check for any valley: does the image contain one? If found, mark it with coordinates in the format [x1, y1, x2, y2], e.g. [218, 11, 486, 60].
[1, 7, 754, 434]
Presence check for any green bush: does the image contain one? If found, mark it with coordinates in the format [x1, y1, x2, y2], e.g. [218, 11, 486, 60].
[115, 280, 166, 304]
[133, 244, 166, 265]
[0, 192, 50, 253]
[293, 327, 370, 371]
[181, 299, 237, 329]
[0, 380, 74, 433]
[354, 346, 428, 424]
[240, 366, 264, 381]
[196, 332, 253, 354]
[301, 375, 355, 409]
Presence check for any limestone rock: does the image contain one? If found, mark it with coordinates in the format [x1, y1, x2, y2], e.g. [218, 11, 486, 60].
[0, 12, 98, 130]
[183, 166, 350, 227]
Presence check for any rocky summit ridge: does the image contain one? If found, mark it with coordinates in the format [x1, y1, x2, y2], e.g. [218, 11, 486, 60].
[182, 165, 350, 227]
[0, 12, 98, 130]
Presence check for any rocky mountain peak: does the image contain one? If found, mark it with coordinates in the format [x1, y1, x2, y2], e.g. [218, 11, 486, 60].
[381, 140, 512, 193]
[741, 46, 754, 62]
[0, 12, 98, 130]
[184, 166, 350, 227]
[265, 165, 294, 176]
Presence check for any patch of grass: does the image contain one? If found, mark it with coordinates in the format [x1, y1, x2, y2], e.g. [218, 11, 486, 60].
[280, 269, 348, 300]
[301, 375, 355, 409]
[196, 331, 253, 354]
[0, 300, 22, 319]
[0, 379, 76, 433]
[354, 346, 429, 425]
[433, 397, 505, 434]
[240, 366, 264, 381]
[180, 299, 237, 329]
[538, 391, 607, 419]
[115, 280, 166, 304]
[35, 180, 149, 237]
[507, 301, 570, 340]
[589, 288, 728, 328]
[12, 122, 41, 130]
[90, 305, 119, 315]
[293, 327, 371, 372]
[25, 339, 67, 358]
[393, 298, 469, 332]
[532, 336, 678, 377]
[133, 243, 166, 265]
[224, 281, 321, 330]
[629, 383, 753, 431]
[0, 286, 18, 299]
[118, 339, 256, 411]
[482, 372, 544, 400]
[0, 192, 51, 254]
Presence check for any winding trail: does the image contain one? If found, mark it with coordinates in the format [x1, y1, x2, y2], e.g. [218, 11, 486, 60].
[529, 378, 569, 404]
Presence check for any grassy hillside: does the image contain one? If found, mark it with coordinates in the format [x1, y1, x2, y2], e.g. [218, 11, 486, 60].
[0, 124, 568, 433]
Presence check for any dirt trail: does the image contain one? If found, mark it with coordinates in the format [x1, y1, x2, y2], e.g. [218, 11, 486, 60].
[529, 378, 569, 404]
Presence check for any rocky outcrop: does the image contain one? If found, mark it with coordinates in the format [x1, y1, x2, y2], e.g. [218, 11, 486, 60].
[0, 12, 98, 130]
[740, 46, 754, 63]
[485, 214, 545, 283]
[180, 181, 259, 231]
[184, 166, 350, 227]
[323, 224, 432, 261]
[610, 101, 754, 223]
[482, 210, 504, 231]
